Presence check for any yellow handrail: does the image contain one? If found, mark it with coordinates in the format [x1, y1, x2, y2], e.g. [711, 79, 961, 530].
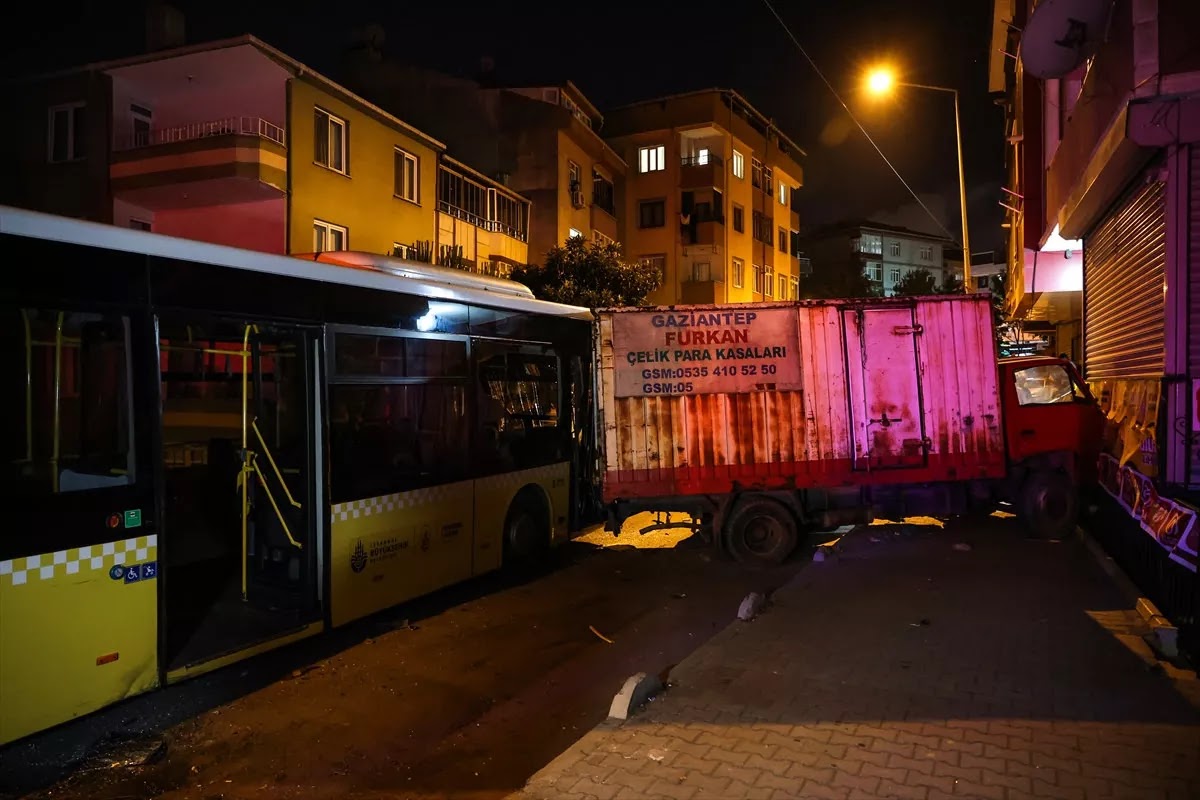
[240, 324, 251, 600]
[249, 454, 303, 550]
[51, 312, 64, 493]
[251, 419, 301, 509]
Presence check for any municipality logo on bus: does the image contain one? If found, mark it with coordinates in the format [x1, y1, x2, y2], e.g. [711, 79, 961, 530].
[350, 540, 367, 573]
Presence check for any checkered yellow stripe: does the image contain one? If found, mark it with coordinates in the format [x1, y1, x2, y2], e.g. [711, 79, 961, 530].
[0, 536, 157, 587]
[330, 464, 568, 522]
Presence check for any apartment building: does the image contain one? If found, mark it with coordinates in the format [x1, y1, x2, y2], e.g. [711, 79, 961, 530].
[804, 220, 954, 296]
[339, 56, 624, 265]
[602, 89, 805, 305]
[1, 36, 530, 269]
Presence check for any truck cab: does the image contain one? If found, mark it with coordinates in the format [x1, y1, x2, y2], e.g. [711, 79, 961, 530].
[996, 356, 1106, 536]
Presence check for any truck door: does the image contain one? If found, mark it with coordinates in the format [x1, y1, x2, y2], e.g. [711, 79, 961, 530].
[844, 307, 927, 470]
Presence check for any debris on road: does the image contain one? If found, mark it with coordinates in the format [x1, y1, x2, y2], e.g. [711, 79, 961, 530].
[589, 625, 614, 644]
[952, 542, 972, 552]
[737, 591, 766, 621]
[909, 618, 931, 627]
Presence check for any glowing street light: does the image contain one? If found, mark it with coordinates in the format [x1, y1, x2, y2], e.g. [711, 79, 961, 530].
[864, 66, 972, 291]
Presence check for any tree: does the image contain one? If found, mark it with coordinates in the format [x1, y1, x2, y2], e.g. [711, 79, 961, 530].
[802, 265, 878, 299]
[510, 236, 661, 308]
[939, 274, 964, 294]
[893, 268, 938, 296]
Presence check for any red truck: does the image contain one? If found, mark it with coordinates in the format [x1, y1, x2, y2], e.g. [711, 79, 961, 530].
[595, 294, 1105, 564]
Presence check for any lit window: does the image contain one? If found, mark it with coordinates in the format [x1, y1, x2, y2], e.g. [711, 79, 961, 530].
[865, 262, 883, 282]
[314, 108, 347, 173]
[696, 148, 709, 166]
[638, 145, 666, 173]
[778, 183, 788, 205]
[394, 148, 419, 203]
[732, 257, 745, 288]
[48, 103, 86, 163]
[314, 219, 348, 251]
[568, 228, 584, 239]
[732, 150, 744, 179]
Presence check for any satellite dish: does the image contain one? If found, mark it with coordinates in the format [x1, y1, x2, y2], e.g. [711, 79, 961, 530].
[1019, 0, 1113, 79]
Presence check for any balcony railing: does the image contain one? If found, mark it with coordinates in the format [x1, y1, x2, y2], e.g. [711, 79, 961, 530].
[116, 116, 285, 152]
[438, 200, 528, 243]
[680, 153, 724, 168]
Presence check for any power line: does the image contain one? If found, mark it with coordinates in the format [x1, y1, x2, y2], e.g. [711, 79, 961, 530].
[759, 0, 960, 244]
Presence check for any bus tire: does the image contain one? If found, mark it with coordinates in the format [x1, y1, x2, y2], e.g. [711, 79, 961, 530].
[723, 496, 798, 567]
[1018, 470, 1078, 540]
[503, 487, 550, 568]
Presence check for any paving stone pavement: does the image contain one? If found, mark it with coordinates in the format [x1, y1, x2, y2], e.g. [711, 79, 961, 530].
[510, 518, 1200, 800]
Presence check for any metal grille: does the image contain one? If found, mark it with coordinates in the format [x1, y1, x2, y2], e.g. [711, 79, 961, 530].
[1083, 179, 1167, 379]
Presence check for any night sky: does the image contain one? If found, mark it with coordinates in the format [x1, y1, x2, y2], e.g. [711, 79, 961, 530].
[5, 0, 1004, 252]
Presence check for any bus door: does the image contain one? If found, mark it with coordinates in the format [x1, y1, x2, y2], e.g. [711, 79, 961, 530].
[158, 317, 322, 678]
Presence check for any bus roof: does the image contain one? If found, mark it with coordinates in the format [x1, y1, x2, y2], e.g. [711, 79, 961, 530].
[0, 206, 592, 322]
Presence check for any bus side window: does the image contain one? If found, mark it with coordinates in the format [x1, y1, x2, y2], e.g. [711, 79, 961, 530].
[3, 308, 134, 494]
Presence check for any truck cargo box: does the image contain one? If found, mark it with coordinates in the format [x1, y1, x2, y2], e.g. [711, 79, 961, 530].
[596, 295, 1006, 503]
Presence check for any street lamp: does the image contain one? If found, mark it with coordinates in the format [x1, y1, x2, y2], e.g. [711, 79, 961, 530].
[865, 67, 972, 291]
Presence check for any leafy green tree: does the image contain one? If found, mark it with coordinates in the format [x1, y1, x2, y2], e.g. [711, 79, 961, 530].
[893, 268, 938, 296]
[511, 236, 660, 307]
[939, 274, 964, 294]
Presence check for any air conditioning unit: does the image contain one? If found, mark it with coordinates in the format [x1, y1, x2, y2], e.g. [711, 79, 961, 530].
[571, 190, 586, 209]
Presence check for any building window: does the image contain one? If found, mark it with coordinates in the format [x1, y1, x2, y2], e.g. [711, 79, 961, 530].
[129, 218, 152, 231]
[889, 267, 902, 285]
[48, 103, 86, 163]
[790, 230, 801, 255]
[394, 148, 419, 203]
[732, 257, 745, 288]
[568, 228, 584, 239]
[640, 254, 667, 284]
[568, 160, 581, 190]
[130, 104, 152, 147]
[763, 266, 775, 298]
[592, 169, 615, 215]
[887, 240, 899, 257]
[692, 262, 715, 282]
[778, 273, 787, 298]
[778, 227, 787, 254]
[313, 219, 348, 251]
[919, 245, 933, 261]
[732, 150, 744, 179]
[752, 211, 774, 245]
[639, 200, 666, 228]
[778, 183, 788, 205]
[865, 262, 883, 282]
[314, 107, 347, 174]
[732, 204, 745, 233]
[638, 145, 666, 173]
[977, 275, 991, 290]
[751, 158, 763, 188]
[855, 234, 883, 256]
[696, 148, 710, 166]
[790, 276, 799, 299]
[763, 167, 773, 193]
[753, 264, 764, 294]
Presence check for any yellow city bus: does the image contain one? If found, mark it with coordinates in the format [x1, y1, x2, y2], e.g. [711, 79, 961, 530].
[0, 207, 597, 746]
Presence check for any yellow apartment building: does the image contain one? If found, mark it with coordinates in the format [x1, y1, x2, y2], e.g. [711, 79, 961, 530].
[604, 89, 805, 305]
[3, 36, 469, 266]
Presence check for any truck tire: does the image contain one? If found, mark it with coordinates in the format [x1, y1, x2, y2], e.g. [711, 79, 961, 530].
[1018, 470, 1078, 540]
[724, 497, 799, 567]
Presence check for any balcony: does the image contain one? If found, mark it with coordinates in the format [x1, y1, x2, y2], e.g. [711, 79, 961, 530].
[683, 217, 725, 246]
[680, 280, 721, 304]
[680, 153, 724, 189]
[110, 116, 287, 209]
[438, 200, 528, 242]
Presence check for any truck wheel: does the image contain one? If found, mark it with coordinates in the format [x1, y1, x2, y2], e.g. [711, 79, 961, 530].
[724, 498, 798, 567]
[1019, 471, 1078, 540]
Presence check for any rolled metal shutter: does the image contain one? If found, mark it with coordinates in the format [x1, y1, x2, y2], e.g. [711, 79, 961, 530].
[1084, 178, 1167, 379]
[1190, 146, 1200, 373]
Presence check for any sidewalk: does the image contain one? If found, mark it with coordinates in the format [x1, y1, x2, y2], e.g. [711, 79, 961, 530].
[511, 517, 1200, 800]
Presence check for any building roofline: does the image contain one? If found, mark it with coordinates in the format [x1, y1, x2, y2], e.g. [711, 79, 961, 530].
[9, 34, 447, 151]
[441, 155, 530, 202]
[606, 87, 807, 157]
[807, 218, 956, 243]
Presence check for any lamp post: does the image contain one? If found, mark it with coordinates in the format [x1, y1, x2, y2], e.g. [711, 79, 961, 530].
[866, 68, 972, 291]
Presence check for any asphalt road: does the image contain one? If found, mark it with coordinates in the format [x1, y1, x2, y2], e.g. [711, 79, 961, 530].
[2, 517, 803, 800]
